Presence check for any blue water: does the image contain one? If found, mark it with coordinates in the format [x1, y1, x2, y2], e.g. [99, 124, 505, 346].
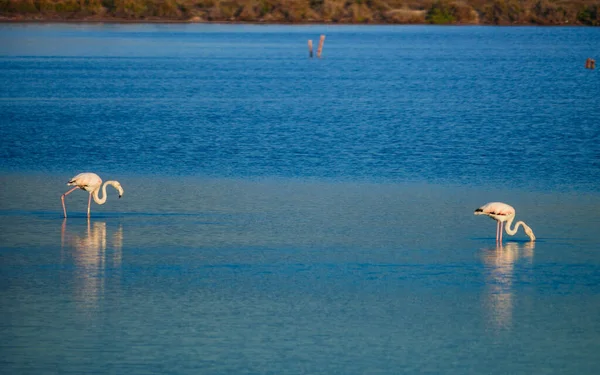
[1, 24, 600, 374]
[1, 24, 599, 190]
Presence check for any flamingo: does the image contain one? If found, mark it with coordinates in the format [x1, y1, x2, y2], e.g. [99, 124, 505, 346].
[474, 202, 536, 243]
[61, 172, 124, 218]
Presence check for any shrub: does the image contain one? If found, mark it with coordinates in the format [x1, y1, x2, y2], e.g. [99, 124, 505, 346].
[156, 0, 181, 17]
[310, 0, 324, 11]
[2, 0, 38, 12]
[426, 0, 456, 23]
[55, 0, 80, 12]
[481, 0, 522, 24]
[577, 4, 599, 25]
[529, 0, 571, 24]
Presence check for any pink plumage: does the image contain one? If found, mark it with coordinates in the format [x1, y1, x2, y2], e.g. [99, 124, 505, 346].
[68, 172, 103, 193]
[474, 202, 535, 243]
[61, 172, 124, 218]
[474, 202, 515, 217]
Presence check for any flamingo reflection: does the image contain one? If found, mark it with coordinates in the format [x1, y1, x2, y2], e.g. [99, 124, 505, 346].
[481, 241, 534, 330]
[61, 219, 123, 310]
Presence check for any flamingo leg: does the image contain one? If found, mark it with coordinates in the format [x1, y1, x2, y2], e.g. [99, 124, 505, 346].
[87, 193, 92, 218]
[61, 187, 79, 218]
[500, 221, 504, 243]
[496, 220, 500, 243]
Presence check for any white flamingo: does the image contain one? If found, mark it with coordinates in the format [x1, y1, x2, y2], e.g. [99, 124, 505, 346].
[61, 172, 123, 218]
[474, 202, 536, 243]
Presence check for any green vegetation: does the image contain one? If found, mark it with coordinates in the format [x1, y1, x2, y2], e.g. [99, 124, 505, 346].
[0, 0, 598, 24]
[425, 1, 479, 24]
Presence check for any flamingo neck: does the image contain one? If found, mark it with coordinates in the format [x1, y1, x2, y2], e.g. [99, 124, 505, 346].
[92, 181, 118, 205]
[504, 215, 536, 241]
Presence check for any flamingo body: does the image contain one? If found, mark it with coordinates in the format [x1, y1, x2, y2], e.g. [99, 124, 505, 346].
[474, 202, 535, 243]
[475, 202, 515, 219]
[61, 172, 123, 218]
[68, 172, 103, 193]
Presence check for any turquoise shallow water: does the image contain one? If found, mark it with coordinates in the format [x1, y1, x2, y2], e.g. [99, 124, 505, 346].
[1, 175, 600, 374]
[1, 24, 600, 374]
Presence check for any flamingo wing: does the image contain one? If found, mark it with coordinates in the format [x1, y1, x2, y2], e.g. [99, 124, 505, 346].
[474, 202, 515, 216]
[68, 172, 102, 191]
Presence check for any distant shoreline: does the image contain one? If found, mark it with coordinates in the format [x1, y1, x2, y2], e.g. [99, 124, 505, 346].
[0, 18, 589, 26]
[1, 0, 598, 27]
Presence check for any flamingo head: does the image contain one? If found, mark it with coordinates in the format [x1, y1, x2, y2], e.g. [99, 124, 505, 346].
[113, 182, 124, 198]
[524, 226, 536, 241]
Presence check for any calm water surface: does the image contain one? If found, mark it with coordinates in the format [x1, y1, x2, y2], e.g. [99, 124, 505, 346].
[1, 24, 600, 374]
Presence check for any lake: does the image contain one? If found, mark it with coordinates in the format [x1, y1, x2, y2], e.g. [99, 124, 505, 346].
[1, 24, 599, 374]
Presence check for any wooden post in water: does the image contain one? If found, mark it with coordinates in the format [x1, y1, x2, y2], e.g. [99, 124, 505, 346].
[585, 58, 591, 69]
[308, 40, 313, 58]
[317, 35, 326, 58]
[585, 58, 595, 69]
